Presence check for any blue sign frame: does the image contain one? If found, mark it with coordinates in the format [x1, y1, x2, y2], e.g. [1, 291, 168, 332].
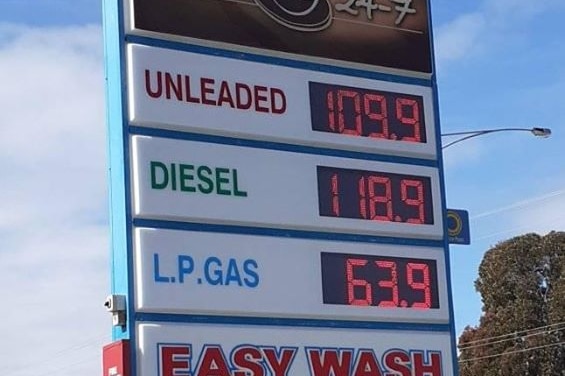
[103, 1, 460, 375]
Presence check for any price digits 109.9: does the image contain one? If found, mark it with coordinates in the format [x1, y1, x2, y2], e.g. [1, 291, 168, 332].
[309, 82, 427, 143]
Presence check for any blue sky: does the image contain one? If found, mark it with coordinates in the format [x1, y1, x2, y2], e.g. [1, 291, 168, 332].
[0, 0, 564, 375]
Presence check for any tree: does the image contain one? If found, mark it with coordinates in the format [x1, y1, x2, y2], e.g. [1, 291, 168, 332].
[458, 232, 565, 376]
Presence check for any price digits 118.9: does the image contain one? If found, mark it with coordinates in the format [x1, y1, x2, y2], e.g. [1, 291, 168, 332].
[317, 166, 434, 225]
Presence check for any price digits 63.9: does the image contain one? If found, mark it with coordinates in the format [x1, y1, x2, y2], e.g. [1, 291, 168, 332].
[321, 253, 440, 309]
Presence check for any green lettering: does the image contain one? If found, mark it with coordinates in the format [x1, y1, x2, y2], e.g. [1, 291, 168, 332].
[232, 169, 248, 197]
[170, 163, 177, 191]
[150, 161, 169, 189]
[179, 164, 196, 192]
[215, 168, 231, 195]
[197, 166, 214, 194]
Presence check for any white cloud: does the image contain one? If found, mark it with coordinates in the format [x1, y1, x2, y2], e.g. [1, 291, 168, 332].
[434, 0, 565, 67]
[0, 24, 106, 229]
[0, 24, 109, 375]
[434, 13, 486, 65]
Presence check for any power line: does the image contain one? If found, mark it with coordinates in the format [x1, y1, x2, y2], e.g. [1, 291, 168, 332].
[459, 340, 565, 364]
[1, 334, 107, 376]
[459, 323, 565, 351]
[459, 321, 565, 348]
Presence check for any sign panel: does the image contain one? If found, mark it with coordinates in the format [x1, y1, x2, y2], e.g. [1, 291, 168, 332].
[137, 322, 454, 376]
[447, 209, 470, 245]
[131, 135, 444, 239]
[126, 0, 432, 74]
[103, 341, 130, 376]
[127, 44, 437, 159]
[134, 228, 450, 322]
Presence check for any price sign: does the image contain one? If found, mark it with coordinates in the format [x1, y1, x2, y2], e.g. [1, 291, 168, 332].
[134, 228, 449, 323]
[105, 1, 459, 375]
[127, 44, 437, 159]
[131, 135, 443, 239]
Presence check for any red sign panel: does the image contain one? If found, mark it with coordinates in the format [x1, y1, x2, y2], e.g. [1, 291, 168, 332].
[102, 341, 130, 376]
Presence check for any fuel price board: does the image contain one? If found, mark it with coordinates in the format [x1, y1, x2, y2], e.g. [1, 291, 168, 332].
[134, 228, 449, 323]
[127, 44, 437, 159]
[104, 1, 458, 375]
[131, 135, 443, 239]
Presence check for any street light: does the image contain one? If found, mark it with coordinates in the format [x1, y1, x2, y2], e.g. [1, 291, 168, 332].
[441, 127, 551, 149]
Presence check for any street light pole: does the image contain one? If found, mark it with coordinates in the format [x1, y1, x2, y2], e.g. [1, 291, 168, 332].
[441, 127, 551, 149]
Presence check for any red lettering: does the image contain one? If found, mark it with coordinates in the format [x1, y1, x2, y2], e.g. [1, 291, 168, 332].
[196, 346, 230, 376]
[184, 75, 200, 103]
[338, 89, 362, 135]
[159, 345, 191, 376]
[165, 73, 183, 100]
[412, 352, 442, 376]
[144, 71, 284, 115]
[201, 78, 217, 105]
[383, 350, 411, 376]
[270, 87, 287, 114]
[328, 90, 336, 131]
[376, 260, 399, 308]
[401, 179, 424, 224]
[263, 348, 296, 376]
[217, 80, 235, 108]
[347, 258, 372, 306]
[364, 94, 389, 139]
[353, 350, 383, 376]
[396, 97, 421, 142]
[233, 346, 264, 376]
[236, 83, 252, 110]
[307, 349, 352, 376]
[145, 69, 162, 98]
[254, 85, 269, 113]
[407, 263, 432, 309]
[331, 173, 340, 217]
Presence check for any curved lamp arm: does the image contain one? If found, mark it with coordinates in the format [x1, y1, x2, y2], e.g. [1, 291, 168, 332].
[441, 127, 551, 149]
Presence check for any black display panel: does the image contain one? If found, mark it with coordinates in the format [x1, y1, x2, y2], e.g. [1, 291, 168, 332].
[317, 166, 434, 225]
[321, 252, 440, 309]
[309, 82, 427, 143]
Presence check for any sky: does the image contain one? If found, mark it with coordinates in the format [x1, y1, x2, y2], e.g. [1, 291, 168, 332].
[0, 0, 564, 375]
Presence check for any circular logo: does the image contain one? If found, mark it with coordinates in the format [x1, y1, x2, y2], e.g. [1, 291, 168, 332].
[253, 0, 333, 32]
[447, 211, 463, 237]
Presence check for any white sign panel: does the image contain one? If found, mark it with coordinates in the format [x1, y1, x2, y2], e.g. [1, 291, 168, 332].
[134, 228, 449, 323]
[137, 322, 454, 376]
[127, 44, 437, 159]
[131, 136, 443, 239]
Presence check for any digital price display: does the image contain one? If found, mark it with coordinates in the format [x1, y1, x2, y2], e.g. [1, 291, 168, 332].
[317, 166, 434, 225]
[128, 46, 438, 159]
[135, 228, 449, 322]
[310, 82, 427, 143]
[321, 252, 439, 309]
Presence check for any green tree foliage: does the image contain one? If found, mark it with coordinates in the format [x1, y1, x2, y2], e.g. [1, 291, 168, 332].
[458, 232, 565, 376]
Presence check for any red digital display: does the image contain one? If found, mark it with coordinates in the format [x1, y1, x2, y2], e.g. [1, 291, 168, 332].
[309, 82, 427, 143]
[317, 166, 434, 225]
[321, 252, 439, 309]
